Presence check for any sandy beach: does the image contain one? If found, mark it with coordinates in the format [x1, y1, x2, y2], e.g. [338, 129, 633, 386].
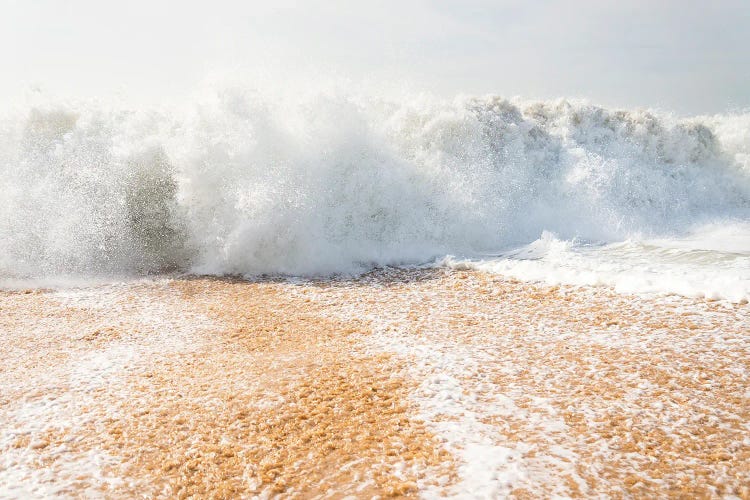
[4, 1, 750, 497]
[1, 269, 748, 498]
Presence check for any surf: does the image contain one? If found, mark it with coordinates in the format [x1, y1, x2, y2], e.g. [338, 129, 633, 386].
[1, 88, 749, 299]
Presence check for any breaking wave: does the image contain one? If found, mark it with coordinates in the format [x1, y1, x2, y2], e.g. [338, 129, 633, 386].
[1, 88, 749, 282]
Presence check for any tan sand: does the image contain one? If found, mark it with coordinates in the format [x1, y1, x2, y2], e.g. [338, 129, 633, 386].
[1, 269, 748, 498]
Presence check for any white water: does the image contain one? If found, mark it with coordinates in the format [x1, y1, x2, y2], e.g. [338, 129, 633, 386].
[443, 222, 750, 303]
[1, 88, 749, 300]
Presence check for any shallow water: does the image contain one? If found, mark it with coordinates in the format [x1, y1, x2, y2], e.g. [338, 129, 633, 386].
[446, 221, 750, 303]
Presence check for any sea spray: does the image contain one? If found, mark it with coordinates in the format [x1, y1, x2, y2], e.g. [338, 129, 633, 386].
[1, 89, 749, 280]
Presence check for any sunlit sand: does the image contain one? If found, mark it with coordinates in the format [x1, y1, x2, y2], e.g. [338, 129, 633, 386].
[2, 269, 747, 498]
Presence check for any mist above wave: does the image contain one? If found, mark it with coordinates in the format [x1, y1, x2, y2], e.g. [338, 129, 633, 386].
[1, 88, 749, 279]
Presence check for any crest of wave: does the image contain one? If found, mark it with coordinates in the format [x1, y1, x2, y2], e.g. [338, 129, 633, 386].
[1, 86, 748, 278]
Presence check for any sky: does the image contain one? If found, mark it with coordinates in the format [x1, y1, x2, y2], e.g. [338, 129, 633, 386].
[2, 0, 749, 115]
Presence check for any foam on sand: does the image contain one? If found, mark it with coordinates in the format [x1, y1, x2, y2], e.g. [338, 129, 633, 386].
[1, 270, 748, 497]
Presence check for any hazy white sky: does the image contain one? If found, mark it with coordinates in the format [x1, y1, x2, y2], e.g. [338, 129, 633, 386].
[2, 0, 748, 114]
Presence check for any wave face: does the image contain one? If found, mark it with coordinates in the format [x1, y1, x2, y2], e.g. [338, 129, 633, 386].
[1, 90, 749, 280]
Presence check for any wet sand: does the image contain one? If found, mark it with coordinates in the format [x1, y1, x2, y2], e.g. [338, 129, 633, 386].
[1, 269, 748, 498]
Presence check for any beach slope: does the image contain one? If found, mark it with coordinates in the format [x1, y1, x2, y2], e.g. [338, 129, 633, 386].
[1, 270, 748, 498]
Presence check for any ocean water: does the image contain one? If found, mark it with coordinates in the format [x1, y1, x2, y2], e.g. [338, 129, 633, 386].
[1, 89, 749, 301]
[442, 223, 750, 303]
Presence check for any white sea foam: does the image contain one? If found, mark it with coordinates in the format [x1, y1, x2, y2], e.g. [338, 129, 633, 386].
[444, 221, 750, 303]
[1, 88, 749, 299]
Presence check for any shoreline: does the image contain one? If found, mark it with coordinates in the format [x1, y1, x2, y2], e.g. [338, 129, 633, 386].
[1, 269, 748, 497]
